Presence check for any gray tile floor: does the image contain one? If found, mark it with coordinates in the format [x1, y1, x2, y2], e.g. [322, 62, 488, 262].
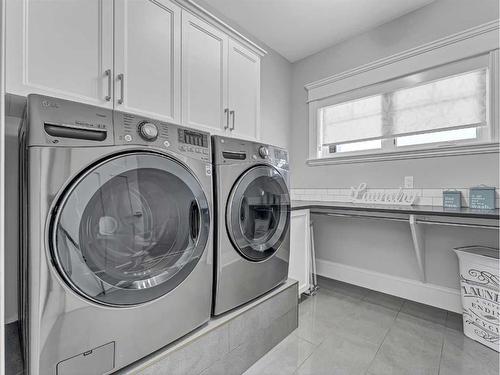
[243, 277, 499, 375]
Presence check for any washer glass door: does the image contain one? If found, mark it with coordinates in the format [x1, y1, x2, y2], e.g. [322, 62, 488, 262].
[51, 151, 210, 306]
[227, 165, 290, 261]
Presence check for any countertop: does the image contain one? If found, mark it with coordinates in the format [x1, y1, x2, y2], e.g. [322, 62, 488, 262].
[291, 200, 500, 220]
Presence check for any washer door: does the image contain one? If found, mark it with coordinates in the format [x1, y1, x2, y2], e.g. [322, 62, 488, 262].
[51, 151, 210, 306]
[227, 165, 290, 262]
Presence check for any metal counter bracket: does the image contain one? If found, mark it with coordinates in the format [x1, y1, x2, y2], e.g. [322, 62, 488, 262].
[310, 209, 499, 284]
[409, 215, 426, 282]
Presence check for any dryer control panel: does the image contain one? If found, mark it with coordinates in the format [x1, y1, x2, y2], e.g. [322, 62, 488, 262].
[212, 135, 288, 170]
[114, 112, 211, 162]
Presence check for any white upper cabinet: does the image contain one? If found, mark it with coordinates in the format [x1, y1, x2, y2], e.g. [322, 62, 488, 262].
[6, 0, 263, 139]
[181, 11, 228, 133]
[6, 0, 114, 108]
[114, 0, 181, 123]
[227, 39, 260, 140]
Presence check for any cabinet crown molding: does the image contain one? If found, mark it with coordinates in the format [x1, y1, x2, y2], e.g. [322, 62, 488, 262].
[177, 0, 268, 57]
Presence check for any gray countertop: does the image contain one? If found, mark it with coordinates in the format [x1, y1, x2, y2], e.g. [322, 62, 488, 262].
[291, 200, 500, 220]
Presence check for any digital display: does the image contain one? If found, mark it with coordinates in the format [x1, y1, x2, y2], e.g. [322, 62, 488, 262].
[178, 129, 208, 147]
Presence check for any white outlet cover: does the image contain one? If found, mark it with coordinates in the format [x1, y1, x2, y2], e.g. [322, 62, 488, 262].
[404, 176, 414, 189]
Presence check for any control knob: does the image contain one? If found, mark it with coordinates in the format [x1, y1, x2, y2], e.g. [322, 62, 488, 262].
[138, 121, 158, 141]
[258, 146, 269, 158]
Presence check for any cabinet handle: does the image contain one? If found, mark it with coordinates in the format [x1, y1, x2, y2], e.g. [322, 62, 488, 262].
[117, 73, 124, 104]
[224, 108, 229, 130]
[230, 110, 235, 131]
[104, 69, 112, 101]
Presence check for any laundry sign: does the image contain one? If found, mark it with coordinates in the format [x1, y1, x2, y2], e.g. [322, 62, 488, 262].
[349, 183, 418, 206]
[454, 246, 499, 352]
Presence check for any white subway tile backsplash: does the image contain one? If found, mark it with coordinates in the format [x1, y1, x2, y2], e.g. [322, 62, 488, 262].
[432, 197, 443, 206]
[290, 186, 499, 207]
[422, 189, 442, 197]
[417, 197, 433, 206]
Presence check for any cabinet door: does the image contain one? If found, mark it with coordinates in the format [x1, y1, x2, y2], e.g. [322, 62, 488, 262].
[114, 0, 181, 123]
[227, 39, 260, 140]
[6, 0, 113, 107]
[289, 209, 311, 296]
[181, 11, 228, 133]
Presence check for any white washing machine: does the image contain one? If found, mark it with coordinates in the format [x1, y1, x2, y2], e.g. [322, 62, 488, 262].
[212, 136, 291, 316]
[19, 95, 214, 374]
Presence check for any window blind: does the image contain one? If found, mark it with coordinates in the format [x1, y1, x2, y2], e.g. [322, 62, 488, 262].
[321, 69, 487, 146]
[321, 95, 382, 145]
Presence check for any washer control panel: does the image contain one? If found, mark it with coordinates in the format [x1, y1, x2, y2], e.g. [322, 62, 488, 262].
[114, 112, 210, 162]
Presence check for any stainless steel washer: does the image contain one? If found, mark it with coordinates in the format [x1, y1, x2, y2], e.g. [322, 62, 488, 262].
[212, 136, 291, 316]
[19, 95, 214, 374]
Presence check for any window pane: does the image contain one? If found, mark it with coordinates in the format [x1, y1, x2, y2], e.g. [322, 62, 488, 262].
[391, 70, 486, 136]
[321, 95, 383, 145]
[326, 139, 382, 154]
[396, 128, 477, 147]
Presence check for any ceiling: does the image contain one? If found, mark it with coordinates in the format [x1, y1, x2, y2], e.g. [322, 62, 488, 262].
[202, 0, 436, 62]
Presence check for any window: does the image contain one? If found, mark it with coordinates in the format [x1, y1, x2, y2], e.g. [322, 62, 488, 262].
[318, 68, 489, 158]
[306, 46, 500, 164]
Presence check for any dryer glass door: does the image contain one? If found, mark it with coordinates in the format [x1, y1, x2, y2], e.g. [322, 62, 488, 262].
[227, 165, 290, 261]
[51, 151, 210, 306]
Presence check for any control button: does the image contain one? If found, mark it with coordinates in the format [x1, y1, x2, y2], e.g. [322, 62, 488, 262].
[138, 121, 159, 141]
[163, 140, 170, 148]
[202, 150, 209, 155]
[188, 146, 194, 152]
[195, 148, 201, 153]
[258, 146, 269, 158]
[124, 134, 132, 142]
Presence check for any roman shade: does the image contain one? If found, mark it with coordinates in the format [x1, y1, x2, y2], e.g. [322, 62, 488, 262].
[321, 69, 487, 146]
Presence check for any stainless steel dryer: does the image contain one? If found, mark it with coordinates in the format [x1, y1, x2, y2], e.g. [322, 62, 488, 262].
[212, 136, 290, 316]
[20, 94, 213, 374]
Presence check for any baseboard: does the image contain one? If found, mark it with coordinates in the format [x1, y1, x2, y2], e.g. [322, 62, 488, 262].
[316, 259, 462, 313]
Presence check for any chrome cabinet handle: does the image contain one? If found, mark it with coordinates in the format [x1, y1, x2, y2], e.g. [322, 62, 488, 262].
[117, 73, 124, 104]
[230, 110, 235, 131]
[104, 69, 112, 101]
[224, 108, 229, 130]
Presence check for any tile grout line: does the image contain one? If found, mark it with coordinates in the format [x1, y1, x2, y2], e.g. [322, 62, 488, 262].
[364, 298, 406, 374]
[290, 337, 321, 375]
[295, 333, 319, 347]
[437, 313, 448, 375]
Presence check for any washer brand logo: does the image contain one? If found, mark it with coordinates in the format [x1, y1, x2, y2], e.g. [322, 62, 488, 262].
[41, 100, 59, 109]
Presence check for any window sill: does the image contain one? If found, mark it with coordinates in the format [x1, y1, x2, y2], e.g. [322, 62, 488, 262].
[306, 142, 500, 166]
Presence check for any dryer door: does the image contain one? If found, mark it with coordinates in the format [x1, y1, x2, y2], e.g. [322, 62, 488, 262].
[227, 165, 290, 261]
[51, 151, 210, 306]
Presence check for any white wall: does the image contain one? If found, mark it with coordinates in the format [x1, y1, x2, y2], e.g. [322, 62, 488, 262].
[4, 96, 24, 324]
[290, 0, 500, 190]
[260, 49, 292, 148]
[290, 0, 500, 304]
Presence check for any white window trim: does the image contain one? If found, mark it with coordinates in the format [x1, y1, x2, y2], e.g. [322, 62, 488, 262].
[306, 20, 500, 166]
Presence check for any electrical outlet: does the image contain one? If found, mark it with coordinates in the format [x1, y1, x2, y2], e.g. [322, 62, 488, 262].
[404, 176, 414, 189]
